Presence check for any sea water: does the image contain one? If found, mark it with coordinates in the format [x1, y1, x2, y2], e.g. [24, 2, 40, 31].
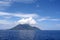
[0, 30, 60, 40]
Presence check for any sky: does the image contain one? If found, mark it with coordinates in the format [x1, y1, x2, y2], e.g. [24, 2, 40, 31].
[0, 0, 60, 30]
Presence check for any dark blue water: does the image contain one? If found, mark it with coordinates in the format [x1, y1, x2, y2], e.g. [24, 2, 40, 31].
[35, 30, 60, 40]
[0, 30, 60, 40]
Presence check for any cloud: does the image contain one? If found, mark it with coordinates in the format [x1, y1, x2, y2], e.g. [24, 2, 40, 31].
[0, 12, 11, 15]
[49, 19, 60, 21]
[0, 12, 39, 19]
[0, 1, 10, 6]
[9, 0, 36, 3]
[0, 20, 9, 24]
[0, 12, 39, 29]
[0, 20, 17, 30]
[37, 17, 50, 21]
[0, 19, 17, 30]
[0, 12, 60, 22]
[38, 18, 48, 22]
[38, 17, 60, 22]
[0, 0, 12, 10]
[0, 0, 36, 10]
[0, 12, 12, 19]
[0, 12, 60, 30]
[49, 0, 56, 2]
[17, 17, 37, 25]
[0, 20, 13, 24]
[0, 12, 38, 26]
[13, 13, 39, 18]
[0, 12, 40, 30]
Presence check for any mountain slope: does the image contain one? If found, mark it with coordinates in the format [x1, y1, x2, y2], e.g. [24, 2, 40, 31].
[10, 24, 40, 30]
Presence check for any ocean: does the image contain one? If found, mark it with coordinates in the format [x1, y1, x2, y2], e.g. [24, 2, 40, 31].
[0, 30, 60, 40]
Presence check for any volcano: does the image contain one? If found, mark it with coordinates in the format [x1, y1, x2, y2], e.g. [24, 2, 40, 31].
[10, 24, 40, 30]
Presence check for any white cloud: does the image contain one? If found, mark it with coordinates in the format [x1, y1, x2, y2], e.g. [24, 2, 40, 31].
[0, 0, 12, 10]
[38, 17, 60, 22]
[10, 0, 36, 3]
[0, 12, 60, 22]
[0, 12, 12, 19]
[49, 19, 60, 21]
[37, 17, 50, 21]
[0, 12, 11, 15]
[0, 12, 60, 30]
[0, 12, 40, 30]
[38, 18, 48, 22]
[0, 19, 17, 30]
[13, 13, 39, 18]
[0, 20, 10, 24]
[0, 20, 16, 24]
[0, 1, 11, 6]
[17, 17, 37, 25]
[49, 0, 56, 2]
[0, 12, 38, 25]
[0, 12, 39, 19]
[0, 0, 35, 3]
[0, 12, 39, 29]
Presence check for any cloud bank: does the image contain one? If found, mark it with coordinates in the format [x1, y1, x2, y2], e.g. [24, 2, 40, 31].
[0, 0, 36, 10]
[0, 0, 12, 10]
[18, 17, 36, 25]
[0, 12, 60, 25]
[0, 12, 60, 30]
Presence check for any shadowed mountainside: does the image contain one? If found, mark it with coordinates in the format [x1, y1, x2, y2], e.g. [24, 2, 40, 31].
[10, 24, 40, 30]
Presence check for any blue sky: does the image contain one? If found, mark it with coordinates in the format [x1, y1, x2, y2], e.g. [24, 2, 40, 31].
[0, 0, 60, 30]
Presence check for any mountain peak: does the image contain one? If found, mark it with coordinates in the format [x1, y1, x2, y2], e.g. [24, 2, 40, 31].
[10, 24, 40, 30]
